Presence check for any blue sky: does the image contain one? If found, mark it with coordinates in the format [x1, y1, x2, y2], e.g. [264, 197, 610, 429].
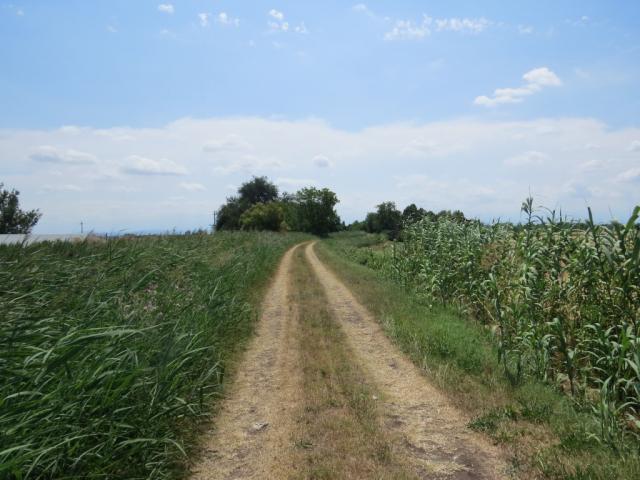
[1, 1, 639, 232]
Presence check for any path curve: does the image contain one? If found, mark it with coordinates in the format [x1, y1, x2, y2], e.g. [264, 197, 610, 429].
[305, 242, 509, 480]
[191, 244, 302, 479]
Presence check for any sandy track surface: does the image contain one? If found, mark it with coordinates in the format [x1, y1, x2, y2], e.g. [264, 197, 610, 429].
[305, 242, 508, 480]
[191, 244, 302, 479]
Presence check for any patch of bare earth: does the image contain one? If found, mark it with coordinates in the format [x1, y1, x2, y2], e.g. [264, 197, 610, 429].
[190, 245, 303, 480]
[305, 242, 509, 480]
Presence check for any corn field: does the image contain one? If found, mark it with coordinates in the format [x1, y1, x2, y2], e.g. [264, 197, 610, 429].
[0, 232, 305, 479]
[360, 200, 640, 447]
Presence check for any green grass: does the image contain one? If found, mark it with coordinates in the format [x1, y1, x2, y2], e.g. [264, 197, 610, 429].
[317, 232, 640, 479]
[0, 231, 308, 479]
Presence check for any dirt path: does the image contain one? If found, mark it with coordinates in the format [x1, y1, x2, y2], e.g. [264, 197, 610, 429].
[304, 242, 509, 480]
[192, 242, 508, 479]
[191, 244, 303, 479]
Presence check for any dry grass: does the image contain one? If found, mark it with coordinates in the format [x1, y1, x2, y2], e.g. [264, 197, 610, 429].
[289, 247, 414, 480]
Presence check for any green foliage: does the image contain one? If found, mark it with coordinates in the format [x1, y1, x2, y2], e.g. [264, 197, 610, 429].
[237, 176, 278, 205]
[0, 232, 306, 479]
[0, 182, 42, 234]
[240, 202, 285, 231]
[288, 187, 340, 236]
[339, 201, 640, 448]
[216, 177, 341, 235]
[216, 176, 279, 230]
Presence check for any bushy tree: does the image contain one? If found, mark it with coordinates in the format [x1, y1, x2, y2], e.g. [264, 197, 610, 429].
[215, 177, 279, 230]
[291, 187, 340, 236]
[238, 176, 278, 204]
[240, 202, 285, 231]
[0, 183, 41, 234]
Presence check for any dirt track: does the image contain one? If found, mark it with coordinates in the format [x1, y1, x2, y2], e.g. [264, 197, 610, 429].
[191, 242, 508, 479]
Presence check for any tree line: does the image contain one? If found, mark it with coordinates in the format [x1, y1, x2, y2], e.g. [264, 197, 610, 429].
[215, 176, 342, 236]
[349, 201, 468, 239]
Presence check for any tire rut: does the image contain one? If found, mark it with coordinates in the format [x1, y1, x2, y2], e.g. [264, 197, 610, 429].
[305, 242, 509, 480]
[191, 244, 303, 479]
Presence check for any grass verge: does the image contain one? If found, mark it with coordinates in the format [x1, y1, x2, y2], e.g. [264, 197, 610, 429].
[290, 246, 414, 480]
[0, 232, 308, 479]
[317, 233, 640, 480]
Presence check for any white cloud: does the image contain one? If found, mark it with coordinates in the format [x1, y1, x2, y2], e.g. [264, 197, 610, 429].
[352, 4, 374, 17]
[385, 14, 491, 41]
[474, 67, 562, 107]
[627, 140, 640, 152]
[313, 155, 332, 168]
[106, 25, 118, 34]
[217, 12, 240, 27]
[3, 116, 639, 232]
[158, 4, 174, 14]
[504, 150, 549, 167]
[523, 67, 562, 87]
[30, 146, 97, 164]
[198, 13, 210, 27]
[269, 9, 284, 21]
[617, 168, 640, 183]
[121, 155, 187, 176]
[276, 177, 317, 188]
[294, 22, 309, 34]
[42, 184, 83, 192]
[179, 182, 206, 191]
[384, 19, 430, 40]
[435, 17, 489, 33]
[518, 25, 534, 34]
[202, 135, 252, 153]
[267, 10, 306, 34]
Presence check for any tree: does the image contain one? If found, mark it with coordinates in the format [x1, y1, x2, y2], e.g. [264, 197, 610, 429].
[238, 176, 278, 205]
[292, 187, 340, 236]
[216, 196, 247, 230]
[215, 177, 279, 230]
[0, 183, 41, 234]
[376, 201, 402, 238]
[240, 202, 285, 231]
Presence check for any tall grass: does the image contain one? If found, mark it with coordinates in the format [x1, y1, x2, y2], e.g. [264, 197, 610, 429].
[0, 232, 305, 479]
[343, 202, 640, 449]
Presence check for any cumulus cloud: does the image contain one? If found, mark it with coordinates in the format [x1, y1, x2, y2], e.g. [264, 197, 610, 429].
[518, 25, 534, 34]
[385, 19, 429, 40]
[474, 67, 562, 107]
[352, 4, 374, 17]
[3, 116, 639, 232]
[202, 135, 252, 153]
[157, 4, 174, 14]
[627, 140, 640, 152]
[277, 177, 317, 188]
[267, 9, 307, 34]
[121, 155, 187, 176]
[217, 12, 240, 27]
[617, 168, 640, 183]
[504, 150, 549, 167]
[198, 13, 210, 27]
[385, 14, 490, 41]
[313, 155, 332, 168]
[269, 9, 284, 21]
[179, 182, 206, 191]
[30, 146, 97, 164]
[435, 17, 490, 33]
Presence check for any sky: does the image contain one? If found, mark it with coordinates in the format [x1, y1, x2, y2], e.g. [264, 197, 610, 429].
[1, 1, 639, 233]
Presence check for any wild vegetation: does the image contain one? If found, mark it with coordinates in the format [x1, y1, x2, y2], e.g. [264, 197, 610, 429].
[0, 182, 41, 234]
[325, 200, 640, 477]
[0, 231, 307, 479]
[216, 176, 341, 235]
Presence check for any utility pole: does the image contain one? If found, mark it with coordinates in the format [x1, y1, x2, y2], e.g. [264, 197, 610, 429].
[212, 211, 217, 232]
